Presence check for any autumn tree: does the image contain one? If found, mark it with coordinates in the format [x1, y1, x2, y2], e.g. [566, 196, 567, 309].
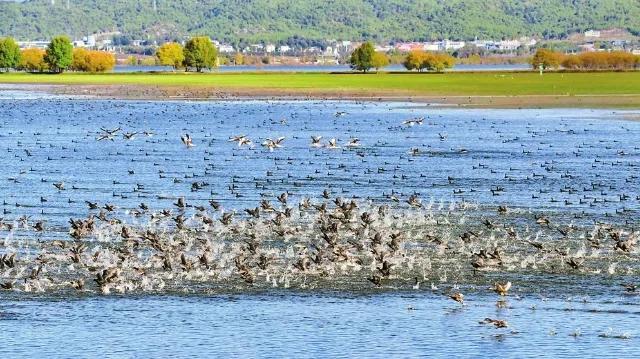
[349, 42, 375, 72]
[371, 52, 390, 72]
[233, 52, 244, 65]
[72, 48, 115, 72]
[156, 42, 184, 70]
[19, 48, 48, 72]
[531, 48, 562, 70]
[183, 37, 217, 72]
[403, 50, 427, 71]
[561, 55, 583, 70]
[404, 51, 455, 72]
[45, 36, 73, 73]
[0, 37, 21, 72]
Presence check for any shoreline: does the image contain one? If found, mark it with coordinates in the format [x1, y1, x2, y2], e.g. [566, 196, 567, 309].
[1, 80, 640, 109]
[4, 83, 640, 109]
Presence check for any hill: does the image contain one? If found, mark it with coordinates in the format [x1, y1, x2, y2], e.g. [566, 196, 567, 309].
[1, 0, 639, 45]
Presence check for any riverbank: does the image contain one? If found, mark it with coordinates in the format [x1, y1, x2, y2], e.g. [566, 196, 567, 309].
[1, 71, 639, 108]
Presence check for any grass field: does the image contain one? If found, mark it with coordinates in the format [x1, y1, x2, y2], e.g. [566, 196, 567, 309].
[1, 71, 639, 97]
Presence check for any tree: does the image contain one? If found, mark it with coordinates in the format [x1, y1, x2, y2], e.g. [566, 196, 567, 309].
[349, 42, 375, 72]
[233, 52, 244, 65]
[72, 48, 115, 72]
[19, 48, 48, 72]
[423, 53, 455, 72]
[561, 55, 582, 70]
[0, 37, 21, 72]
[403, 50, 427, 71]
[71, 48, 89, 71]
[531, 49, 562, 70]
[45, 36, 73, 73]
[371, 52, 389, 72]
[156, 42, 184, 70]
[183, 37, 217, 72]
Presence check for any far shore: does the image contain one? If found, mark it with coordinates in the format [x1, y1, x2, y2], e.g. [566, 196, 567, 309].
[1, 71, 639, 108]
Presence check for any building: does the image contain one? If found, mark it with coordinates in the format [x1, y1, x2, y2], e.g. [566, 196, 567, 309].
[218, 44, 235, 53]
[278, 45, 291, 53]
[442, 40, 466, 51]
[17, 41, 49, 50]
[585, 30, 601, 38]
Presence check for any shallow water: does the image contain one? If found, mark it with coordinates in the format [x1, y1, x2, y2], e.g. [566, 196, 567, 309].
[0, 89, 639, 357]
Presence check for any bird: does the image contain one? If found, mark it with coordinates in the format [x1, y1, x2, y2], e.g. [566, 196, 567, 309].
[493, 281, 512, 296]
[449, 292, 464, 305]
[181, 134, 194, 148]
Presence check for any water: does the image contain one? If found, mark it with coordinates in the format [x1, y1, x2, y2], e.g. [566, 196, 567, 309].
[112, 63, 531, 73]
[0, 88, 639, 357]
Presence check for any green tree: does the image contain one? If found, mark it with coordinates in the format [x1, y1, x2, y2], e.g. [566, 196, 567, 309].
[0, 37, 21, 72]
[349, 42, 375, 72]
[156, 42, 184, 70]
[183, 37, 217, 72]
[45, 36, 73, 73]
[371, 52, 390, 72]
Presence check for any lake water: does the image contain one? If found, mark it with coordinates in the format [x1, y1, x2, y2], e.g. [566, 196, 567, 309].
[0, 88, 639, 357]
[113, 63, 531, 73]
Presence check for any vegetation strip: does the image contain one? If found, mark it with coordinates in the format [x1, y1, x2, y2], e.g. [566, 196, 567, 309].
[1, 72, 639, 97]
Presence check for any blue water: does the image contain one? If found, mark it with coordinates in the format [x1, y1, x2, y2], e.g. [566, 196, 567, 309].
[0, 88, 639, 357]
[112, 63, 532, 73]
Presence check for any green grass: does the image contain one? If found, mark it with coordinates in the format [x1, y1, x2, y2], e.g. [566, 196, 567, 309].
[1, 71, 639, 96]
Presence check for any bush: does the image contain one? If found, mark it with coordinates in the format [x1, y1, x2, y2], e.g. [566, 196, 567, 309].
[539, 49, 639, 71]
[19, 48, 48, 72]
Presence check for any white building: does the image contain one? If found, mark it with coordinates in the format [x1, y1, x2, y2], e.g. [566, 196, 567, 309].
[265, 44, 276, 53]
[278, 45, 291, 53]
[585, 30, 601, 38]
[443, 40, 466, 50]
[423, 43, 440, 51]
[218, 44, 235, 53]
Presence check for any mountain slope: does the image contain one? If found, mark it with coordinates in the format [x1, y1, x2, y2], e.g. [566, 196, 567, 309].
[1, 0, 639, 44]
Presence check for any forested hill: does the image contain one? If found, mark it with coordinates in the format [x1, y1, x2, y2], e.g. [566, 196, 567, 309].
[1, 0, 639, 44]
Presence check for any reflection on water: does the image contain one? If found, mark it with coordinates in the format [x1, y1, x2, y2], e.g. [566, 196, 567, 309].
[0, 91, 639, 357]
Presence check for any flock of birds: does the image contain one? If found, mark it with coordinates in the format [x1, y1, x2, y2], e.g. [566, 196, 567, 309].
[0, 99, 638, 316]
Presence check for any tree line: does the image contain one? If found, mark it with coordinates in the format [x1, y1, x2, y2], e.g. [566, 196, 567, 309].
[0, 36, 116, 73]
[1, 35, 220, 73]
[348, 42, 455, 73]
[532, 49, 640, 71]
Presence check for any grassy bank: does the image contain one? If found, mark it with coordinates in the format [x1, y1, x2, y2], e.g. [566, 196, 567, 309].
[1, 71, 639, 97]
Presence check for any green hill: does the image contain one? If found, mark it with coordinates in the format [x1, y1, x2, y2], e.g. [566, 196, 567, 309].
[1, 0, 639, 45]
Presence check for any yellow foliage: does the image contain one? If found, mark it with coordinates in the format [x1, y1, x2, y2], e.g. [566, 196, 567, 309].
[19, 48, 48, 72]
[156, 42, 184, 69]
[72, 48, 115, 72]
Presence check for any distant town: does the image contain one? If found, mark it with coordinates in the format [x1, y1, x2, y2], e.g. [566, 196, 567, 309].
[13, 28, 640, 66]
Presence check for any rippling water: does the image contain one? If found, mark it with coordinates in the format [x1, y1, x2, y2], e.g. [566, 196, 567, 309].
[0, 89, 639, 357]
